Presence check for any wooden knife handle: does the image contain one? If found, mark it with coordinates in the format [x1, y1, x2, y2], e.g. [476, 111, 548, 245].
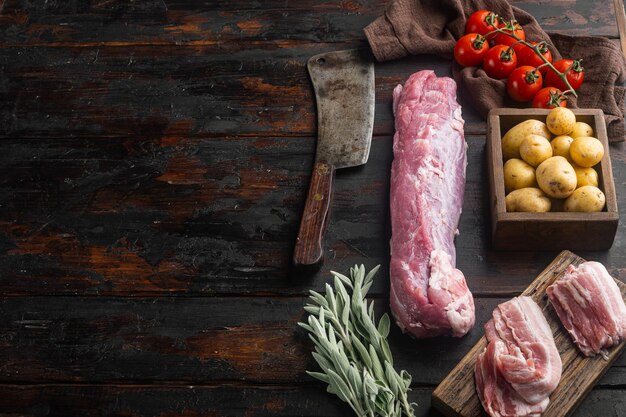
[293, 161, 335, 268]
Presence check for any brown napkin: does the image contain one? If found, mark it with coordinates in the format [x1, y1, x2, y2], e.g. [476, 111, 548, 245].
[364, 0, 626, 143]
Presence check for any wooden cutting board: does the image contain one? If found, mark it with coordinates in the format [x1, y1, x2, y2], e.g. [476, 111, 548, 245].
[432, 250, 626, 417]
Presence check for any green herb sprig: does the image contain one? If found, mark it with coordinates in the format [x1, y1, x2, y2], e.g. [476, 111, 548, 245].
[298, 265, 415, 417]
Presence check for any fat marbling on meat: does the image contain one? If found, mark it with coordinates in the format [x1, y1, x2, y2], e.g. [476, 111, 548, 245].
[547, 261, 626, 358]
[475, 296, 562, 417]
[389, 70, 475, 338]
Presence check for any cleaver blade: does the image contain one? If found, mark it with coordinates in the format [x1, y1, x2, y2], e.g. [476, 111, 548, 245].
[293, 49, 375, 268]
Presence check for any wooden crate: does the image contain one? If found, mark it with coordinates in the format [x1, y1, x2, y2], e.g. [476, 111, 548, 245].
[487, 108, 618, 251]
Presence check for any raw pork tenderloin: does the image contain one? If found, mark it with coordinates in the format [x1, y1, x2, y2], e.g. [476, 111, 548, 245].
[389, 70, 475, 338]
[475, 297, 562, 417]
[547, 261, 626, 358]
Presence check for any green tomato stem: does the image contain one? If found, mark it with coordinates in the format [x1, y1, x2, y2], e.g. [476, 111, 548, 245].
[484, 16, 579, 98]
[472, 34, 487, 49]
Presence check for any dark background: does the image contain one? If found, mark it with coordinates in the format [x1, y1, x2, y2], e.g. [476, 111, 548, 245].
[0, 0, 624, 415]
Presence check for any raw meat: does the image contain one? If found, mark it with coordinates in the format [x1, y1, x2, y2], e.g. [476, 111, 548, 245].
[547, 261, 626, 358]
[389, 70, 474, 338]
[475, 296, 562, 417]
[475, 340, 548, 417]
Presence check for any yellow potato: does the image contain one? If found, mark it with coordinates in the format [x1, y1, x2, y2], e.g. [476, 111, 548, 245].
[546, 107, 576, 135]
[505, 188, 551, 212]
[570, 136, 604, 168]
[550, 135, 574, 160]
[570, 121, 594, 138]
[520, 135, 553, 167]
[502, 119, 551, 161]
[536, 156, 577, 199]
[503, 158, 536, 193]
[572, 164, 599, 188]
[564, 185, 606, 212]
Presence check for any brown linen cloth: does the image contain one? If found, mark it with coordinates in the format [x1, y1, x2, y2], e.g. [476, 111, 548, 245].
[364, 0, 626, 142]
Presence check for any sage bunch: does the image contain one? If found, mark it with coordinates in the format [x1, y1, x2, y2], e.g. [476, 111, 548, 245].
[298, 265, 415, 417]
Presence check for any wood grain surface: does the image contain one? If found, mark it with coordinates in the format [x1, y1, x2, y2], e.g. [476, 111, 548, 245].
[293, 161, 335, 267]
[614, 0, 626, 57]
[432, 251, 626, 417]
[0, 0, 625, 416]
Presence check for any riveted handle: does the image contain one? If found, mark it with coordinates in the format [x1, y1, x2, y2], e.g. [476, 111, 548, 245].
[293, 161, 335, 268]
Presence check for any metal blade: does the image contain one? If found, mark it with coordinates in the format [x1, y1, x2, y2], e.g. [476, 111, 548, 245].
[307, 49, 375, 169]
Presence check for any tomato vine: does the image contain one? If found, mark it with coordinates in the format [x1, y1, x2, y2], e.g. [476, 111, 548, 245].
[484, 12, 578, 99]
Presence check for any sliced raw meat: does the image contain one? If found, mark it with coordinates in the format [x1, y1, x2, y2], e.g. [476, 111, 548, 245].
[475, 297, 561, 417]
[389, 70, 475, 338]
[547, 261, 626, 358]
[475, 340, 548, 417]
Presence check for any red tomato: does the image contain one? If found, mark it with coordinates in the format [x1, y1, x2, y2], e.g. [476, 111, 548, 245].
[532, 87, 567, 109]
[507, 66, 543, 102]
[482, 45, 517, 79]
[492, 20, 526, 46]
[454, 33, 490, 67]
[545, 59, 585, 91]
[465, 10, 499, 38]
[515, 41, 553, 75]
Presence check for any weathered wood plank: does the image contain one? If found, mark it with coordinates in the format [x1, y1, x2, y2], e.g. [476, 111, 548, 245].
[0, 295, 624, 386]
[0, 0, 618, 47]
[0, 384, 622, 417]
[0, 384, 362, 417]
[0, 384, 435, 417]
[0, 45, 491, 138]
[615, 0, 626, 59]
[1, 135, 624, 296]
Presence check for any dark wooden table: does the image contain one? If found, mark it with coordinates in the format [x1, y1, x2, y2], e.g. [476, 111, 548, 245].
[0, 1, 624, 416]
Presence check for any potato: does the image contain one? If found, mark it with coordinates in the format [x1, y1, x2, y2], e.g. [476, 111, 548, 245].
[550, 135, 574, 160]
[503, 158, 536, 192]
[536, 156, 577, 198]
[520, 135, 553, 167]
[570, 136, 604, 168]
[564, 185, 606, 212]
[505, 188, 551, 212]
[571, 121, 594, 138]
[572, 164, 599, 188]
[502, 119, 551, 160]
[546, 107, 576, 135]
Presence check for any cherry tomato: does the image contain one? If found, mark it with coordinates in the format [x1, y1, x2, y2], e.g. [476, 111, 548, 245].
[492, 20, 525, 46]
[465, 10, 499, 39]
[545, 59, 584, 91]
[532, 87, 567, 109]
[507, 66, 543, 102]
[514, 41, 553, 75]
[454, 33, 490, 67]
[482, 45, 517, 79]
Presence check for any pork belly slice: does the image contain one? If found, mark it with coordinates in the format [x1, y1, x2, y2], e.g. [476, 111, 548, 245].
[476, 340, 548, 417]
[547, 261, 626, 358]
[389, 70, 475, 338]
[475, 297, 562, 417]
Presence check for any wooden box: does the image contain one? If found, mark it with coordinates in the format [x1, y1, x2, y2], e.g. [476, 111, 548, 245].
[487, 108, 618, 251]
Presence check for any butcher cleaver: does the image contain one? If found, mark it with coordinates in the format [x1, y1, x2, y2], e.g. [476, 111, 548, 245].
[293, 49, 375, 268]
